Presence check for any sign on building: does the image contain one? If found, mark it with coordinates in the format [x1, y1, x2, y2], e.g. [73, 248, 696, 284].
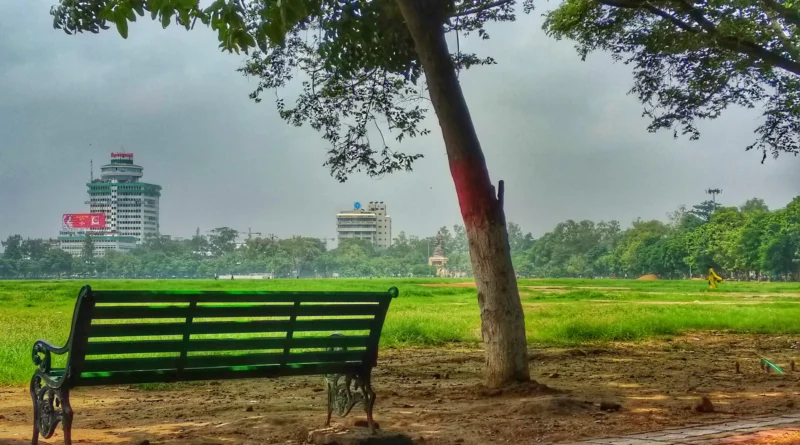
[63, 213, 106, 229]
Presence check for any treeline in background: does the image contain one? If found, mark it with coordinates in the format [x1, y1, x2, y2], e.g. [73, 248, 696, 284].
[1, 196, 798, 281]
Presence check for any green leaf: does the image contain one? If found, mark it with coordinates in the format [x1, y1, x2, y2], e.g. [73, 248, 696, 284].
[283, 0, 307, 24]
[131, 0, 145, 16]
[260, 22, 285, 46]
[115, 15, 129, 38]
[178, 8, 190, 27]
[99, 1, 115, 21]
[238, 30, 255, 49]
[178, 0, 197, 8]
[161, 5, 174, 28]
[761, 358, 785, 374]
[149, 0, 163, 19]
[203, 0, 223, 14]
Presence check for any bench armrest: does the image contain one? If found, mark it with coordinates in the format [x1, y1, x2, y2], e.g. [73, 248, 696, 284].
[32, 340, 70, 374]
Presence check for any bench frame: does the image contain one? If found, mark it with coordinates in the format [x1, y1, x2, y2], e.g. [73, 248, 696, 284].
[30, 285, 398, 445]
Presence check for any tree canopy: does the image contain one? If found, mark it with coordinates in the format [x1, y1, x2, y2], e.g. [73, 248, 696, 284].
[50, 0, 534, 181]
[545, 0, 800, 162]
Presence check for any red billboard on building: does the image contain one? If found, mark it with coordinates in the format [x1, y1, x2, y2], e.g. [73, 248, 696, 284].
[63, 213, 106, 229]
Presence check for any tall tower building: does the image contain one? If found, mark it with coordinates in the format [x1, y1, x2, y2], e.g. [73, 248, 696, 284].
[88, 152, 161, 241]
[59, 152, 162, 257]
[336, 201, 392, 249]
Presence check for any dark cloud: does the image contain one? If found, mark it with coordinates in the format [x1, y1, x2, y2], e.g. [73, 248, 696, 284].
[1, 2, 798, 242]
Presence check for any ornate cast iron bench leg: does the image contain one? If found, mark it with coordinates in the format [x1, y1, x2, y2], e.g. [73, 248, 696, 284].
[324, 372, 377, 434]
[324, 333, 379, 434]
[30, 375, 73, 445]
[361, 372, 377, 434]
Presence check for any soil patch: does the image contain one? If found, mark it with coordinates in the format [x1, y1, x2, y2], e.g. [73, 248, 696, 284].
[2, 335, 799, 445]
[420, 282, 800, 298]
[420, 282, 477, 288]
[638, 274, 659, 280]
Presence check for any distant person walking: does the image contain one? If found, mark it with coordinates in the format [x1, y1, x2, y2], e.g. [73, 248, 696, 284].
[706, 266, 723, 289]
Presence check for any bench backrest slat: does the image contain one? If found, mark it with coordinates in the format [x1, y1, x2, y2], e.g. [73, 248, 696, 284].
[82, 350, 367, 373]
[92, 304, 381, 319]
[93, 291, 390, 303]
[84, 335, 371, 355]
[87, 318, 375, 337]
[63, 286, 397, 386]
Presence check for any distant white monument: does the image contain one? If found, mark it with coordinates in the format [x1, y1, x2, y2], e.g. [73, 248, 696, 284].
[428, 230, 448, 277]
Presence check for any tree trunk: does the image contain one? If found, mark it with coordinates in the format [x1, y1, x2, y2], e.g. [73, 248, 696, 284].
[395, 0, 530, 388]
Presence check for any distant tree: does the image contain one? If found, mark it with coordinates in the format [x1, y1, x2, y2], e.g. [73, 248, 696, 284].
[564, 254, 591, 277]
[735, 210, 770, 279]
[21, 238, 51, 261]
[2, 234, 23, 260]
[740, 198, 770, 213]
[507, 222, 534, 253]
[762, 232, 797, 280]
[41, 248, 73, 277]
[82, 235, 95, 260]
[208, 227, 239, 256]
[0, 259, 19, 278]
[410, 264, 437, 277]
[279, 237, 326, 278]
[18, 260, 43, 278]
[545, 0, 800, 161]
[241, 235, 279, 261]
[689, 201, 719, 222]
[189, 232, 211, 256]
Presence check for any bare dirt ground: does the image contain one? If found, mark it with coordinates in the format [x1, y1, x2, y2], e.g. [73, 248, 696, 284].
[2, 335, 799, 445]
[421, 282, 800, 298]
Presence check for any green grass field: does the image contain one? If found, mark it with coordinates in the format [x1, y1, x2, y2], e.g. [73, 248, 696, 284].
[1, 278, 799, 385]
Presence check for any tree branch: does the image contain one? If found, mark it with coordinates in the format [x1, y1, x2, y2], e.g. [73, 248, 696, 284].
[764, 8, 800, 60]
[762, 0, 800, 29]
[450, 0, 514, 18]
[632, 0, 800, 76]
[597, 0, 701, 32]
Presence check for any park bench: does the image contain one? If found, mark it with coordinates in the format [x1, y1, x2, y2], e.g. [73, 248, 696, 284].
[29, 285, 399, 445]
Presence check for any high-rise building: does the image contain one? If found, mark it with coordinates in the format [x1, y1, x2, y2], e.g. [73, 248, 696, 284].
[88, 152, 161, 240]
[336, 201, 392, 249]
[59, 152, 161, 257]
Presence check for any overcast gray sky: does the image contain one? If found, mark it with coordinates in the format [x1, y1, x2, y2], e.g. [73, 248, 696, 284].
[1, 1, 798, 242]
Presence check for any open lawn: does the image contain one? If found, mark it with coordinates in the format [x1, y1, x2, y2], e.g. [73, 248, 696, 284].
[2, 278, 800, 444]
[1, 278, 800, 385]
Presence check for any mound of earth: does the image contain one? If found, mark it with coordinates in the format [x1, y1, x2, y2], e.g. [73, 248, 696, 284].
[637, 274, 659, 280]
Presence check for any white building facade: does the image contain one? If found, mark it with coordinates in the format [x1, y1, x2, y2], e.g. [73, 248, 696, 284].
[88, 152, 161, 240]
[336, 201, 392, 249]
[59, 234, 139, 257]
[59, 152, 161, 257]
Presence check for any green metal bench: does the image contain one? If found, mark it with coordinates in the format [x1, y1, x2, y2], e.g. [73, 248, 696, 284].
[30, 285, 398, 445]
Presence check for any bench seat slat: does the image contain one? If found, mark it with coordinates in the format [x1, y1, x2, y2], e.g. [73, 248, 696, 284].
[93, 291, 389, 303]
[85, 335, 370, 355]
[82, 350, 367, 372]
[92, 304, 379, 319]
[88, 318, 375, 337]
[75, 362, 365, 386]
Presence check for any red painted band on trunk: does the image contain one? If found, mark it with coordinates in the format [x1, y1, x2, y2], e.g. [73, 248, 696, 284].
[449, 157, 495, 230]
